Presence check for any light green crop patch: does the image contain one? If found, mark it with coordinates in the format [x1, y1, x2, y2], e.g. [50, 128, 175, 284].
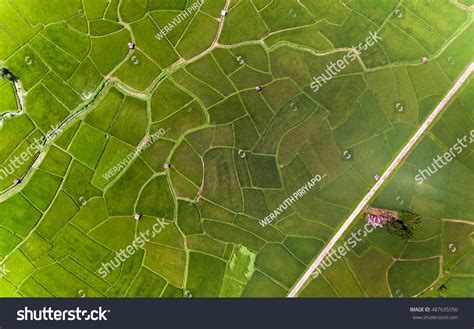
[220, 245, 256, 297]
[0, 79, 18, 115]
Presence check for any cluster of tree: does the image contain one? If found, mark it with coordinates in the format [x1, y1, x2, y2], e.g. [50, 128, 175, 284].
[0, 68, 17, 82]
[384, 211, 422, 240]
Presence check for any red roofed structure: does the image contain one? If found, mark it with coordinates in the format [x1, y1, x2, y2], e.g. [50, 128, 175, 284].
[365, 207, 399, 228]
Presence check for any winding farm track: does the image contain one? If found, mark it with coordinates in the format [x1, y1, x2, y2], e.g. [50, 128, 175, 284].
[0, 79, 26, 120]
[288, 62, 474, 298]
[0, 1, 472, 295]
[0, 0, 232, 197]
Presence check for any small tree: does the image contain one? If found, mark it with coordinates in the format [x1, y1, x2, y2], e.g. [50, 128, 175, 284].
[385, 221, 411, 240]
[400, 211, 422, 230]
[0, 68, 16, 82]
[438, 284, 447, 297]
[384, 211, 422, 240]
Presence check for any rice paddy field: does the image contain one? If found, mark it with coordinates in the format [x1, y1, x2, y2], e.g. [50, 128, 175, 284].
[0, 0, 472, 298]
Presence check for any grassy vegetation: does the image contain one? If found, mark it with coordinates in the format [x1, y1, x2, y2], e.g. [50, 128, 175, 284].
[300, 72, 474, 297]
[0, 0, 472, 298]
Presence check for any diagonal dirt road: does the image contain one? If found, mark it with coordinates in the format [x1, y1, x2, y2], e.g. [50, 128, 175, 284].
[288, 62, 474, 298]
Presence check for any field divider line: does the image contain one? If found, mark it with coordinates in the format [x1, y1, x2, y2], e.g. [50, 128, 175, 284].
[287, 62, 474, 298]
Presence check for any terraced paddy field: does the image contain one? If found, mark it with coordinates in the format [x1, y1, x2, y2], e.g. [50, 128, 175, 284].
[0, 0, 472, 298]
[300, 76, 473, 297]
